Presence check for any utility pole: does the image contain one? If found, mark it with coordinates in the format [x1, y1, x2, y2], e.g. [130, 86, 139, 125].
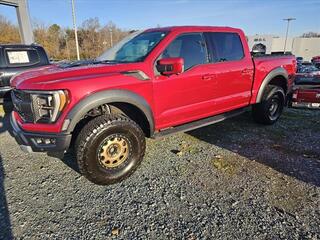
[71, 0, 80, 60]
[0, 0, 34, 44]
[283, 17, 296, 54]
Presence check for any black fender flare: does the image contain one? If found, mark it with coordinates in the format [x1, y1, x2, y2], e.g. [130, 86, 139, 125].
[64, 90, 155, 136]
[256, 67, 288, 103]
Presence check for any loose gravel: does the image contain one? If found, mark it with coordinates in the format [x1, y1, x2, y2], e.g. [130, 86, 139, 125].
[0, 107, 319, 239]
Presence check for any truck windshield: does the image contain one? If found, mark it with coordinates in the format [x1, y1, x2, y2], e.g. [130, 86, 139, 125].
[97, 31, 168, 63]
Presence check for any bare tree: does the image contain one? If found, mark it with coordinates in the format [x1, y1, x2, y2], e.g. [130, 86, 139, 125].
[0, 14, 131, 60]
[0, 15, 20, 43]
[301, 32, 320, 38]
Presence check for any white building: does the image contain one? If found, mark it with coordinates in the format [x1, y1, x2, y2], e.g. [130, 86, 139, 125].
[248, 35, 320, 61]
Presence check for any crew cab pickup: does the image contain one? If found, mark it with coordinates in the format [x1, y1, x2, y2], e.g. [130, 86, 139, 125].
[10, 26, 296, 185]
[0, 44, 50, 98]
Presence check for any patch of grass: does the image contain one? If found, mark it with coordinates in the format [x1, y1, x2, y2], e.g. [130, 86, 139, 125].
[183, 145, 200, 154]
[176, 164, 189, 176]
[175, 139, 201, 156]
[211, 157, 238, 175]
[0, 105, 4, 116]
[267, 178, 311, 214]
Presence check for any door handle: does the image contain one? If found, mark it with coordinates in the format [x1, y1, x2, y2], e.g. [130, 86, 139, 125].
[241, 68, 252, 75]
[202, 74, 216, 81]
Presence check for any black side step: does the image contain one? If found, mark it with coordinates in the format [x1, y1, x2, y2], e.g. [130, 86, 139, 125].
[153, 107, 248, 139]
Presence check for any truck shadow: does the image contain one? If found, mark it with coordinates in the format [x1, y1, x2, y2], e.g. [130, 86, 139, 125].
[188, 111, 320, 187]
[60, 152, 80, 174]
[0, 154, 13, 239]
[0, 101, 14, 238]
[0, 100, 13, 134]
[0, 115, 10, 135]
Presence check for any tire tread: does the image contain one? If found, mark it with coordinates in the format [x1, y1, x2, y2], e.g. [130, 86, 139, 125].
[252, 85, 285, 125]
[75, 114, 145, 185]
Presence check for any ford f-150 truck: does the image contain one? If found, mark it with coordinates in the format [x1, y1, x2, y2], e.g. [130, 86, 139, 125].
[10, 26, 296, 185]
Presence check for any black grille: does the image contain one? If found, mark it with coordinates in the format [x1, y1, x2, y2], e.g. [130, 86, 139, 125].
[12, 90, 34, 123]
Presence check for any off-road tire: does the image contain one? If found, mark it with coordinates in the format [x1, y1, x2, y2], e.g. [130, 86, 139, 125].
[252, 85, 285, 125]
[75, 114, 146, 185]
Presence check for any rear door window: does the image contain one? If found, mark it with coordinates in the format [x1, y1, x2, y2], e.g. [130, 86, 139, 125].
[160, 33, 208, 70]
[5, 49, 40, 66]
[205, 32, 244, 62]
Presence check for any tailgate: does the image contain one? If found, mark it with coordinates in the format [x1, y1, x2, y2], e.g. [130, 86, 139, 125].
[291, 88, 320, 109]
[294, 89, 320, 103]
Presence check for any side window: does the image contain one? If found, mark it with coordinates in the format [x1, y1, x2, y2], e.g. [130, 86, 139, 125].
[160, 33, 207, 70]
[5, 49, 40, 66]
[206, 32, 244, 62]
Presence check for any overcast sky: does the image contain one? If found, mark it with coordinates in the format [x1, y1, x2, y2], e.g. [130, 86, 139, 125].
[0, 0, 319, 36]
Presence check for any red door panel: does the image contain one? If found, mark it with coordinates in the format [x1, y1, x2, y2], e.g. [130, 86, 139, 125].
[154, 64, 216, 129]
[204, 32, 254, 113]
[208, 58, 254, 112]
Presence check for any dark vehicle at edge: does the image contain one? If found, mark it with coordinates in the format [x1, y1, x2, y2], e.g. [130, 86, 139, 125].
[295, 65, 320, 85]
[291, 86, 320, 109]
[312, 56, 320, 69]
[290, 62, 320, 109]
[0, 44, 50, 98]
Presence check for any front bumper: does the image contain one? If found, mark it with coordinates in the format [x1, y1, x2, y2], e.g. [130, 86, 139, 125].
[10, 112, 72, 153]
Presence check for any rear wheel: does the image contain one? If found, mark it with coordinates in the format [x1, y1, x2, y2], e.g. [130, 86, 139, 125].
[75, 114, 146, 185]
[252, 85, 285, 125]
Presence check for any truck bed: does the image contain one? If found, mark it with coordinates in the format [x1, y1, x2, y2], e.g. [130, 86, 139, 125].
[250, 55, 296, 104]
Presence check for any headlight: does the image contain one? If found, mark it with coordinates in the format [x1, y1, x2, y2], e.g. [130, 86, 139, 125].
[30, 90, 69, 123]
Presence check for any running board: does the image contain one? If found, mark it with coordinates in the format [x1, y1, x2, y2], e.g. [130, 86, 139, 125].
[153, 107, 247, 139]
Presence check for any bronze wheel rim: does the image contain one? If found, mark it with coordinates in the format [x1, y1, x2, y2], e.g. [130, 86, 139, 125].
[98, 134, 130, 169]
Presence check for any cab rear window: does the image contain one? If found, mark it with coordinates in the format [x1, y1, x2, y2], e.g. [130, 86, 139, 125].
[5, 49, 40, 66]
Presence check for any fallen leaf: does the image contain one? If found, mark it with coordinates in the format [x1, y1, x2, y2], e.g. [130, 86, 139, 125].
[111, 228, 119, 236]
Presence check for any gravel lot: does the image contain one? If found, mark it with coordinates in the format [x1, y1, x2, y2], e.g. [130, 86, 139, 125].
[0, 104, 319, 239]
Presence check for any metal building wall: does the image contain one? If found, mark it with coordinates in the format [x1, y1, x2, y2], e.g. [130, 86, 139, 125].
[248, 35, 320, 61]
[291, 38, 320, 61]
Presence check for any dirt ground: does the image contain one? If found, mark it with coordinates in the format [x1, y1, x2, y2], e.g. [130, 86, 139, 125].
[0, 105, 319, 239]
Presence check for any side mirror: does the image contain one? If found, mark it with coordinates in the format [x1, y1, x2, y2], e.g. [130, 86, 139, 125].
[156, 57, 184, 76]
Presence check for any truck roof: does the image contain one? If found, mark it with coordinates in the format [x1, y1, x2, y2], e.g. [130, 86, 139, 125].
[0, 43, 43, 48]
[145, 25, 242, 33]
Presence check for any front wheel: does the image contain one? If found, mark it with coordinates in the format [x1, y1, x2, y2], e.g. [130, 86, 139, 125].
[252, 86, 285, 125]
[75, 114, 146, 185]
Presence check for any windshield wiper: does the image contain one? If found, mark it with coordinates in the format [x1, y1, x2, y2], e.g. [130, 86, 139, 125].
[59, 59, 95, 68]
[93, 59, 123, 64]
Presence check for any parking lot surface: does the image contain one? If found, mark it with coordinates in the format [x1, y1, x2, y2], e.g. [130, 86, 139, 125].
[0, 106, 319, 239]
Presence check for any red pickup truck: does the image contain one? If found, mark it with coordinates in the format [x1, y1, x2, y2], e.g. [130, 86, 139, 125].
[291, 86, 320, 109]
[10, 26, 296, 184]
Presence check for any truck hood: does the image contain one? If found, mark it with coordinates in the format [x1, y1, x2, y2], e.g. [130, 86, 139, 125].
[11, 62, 147, 90]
